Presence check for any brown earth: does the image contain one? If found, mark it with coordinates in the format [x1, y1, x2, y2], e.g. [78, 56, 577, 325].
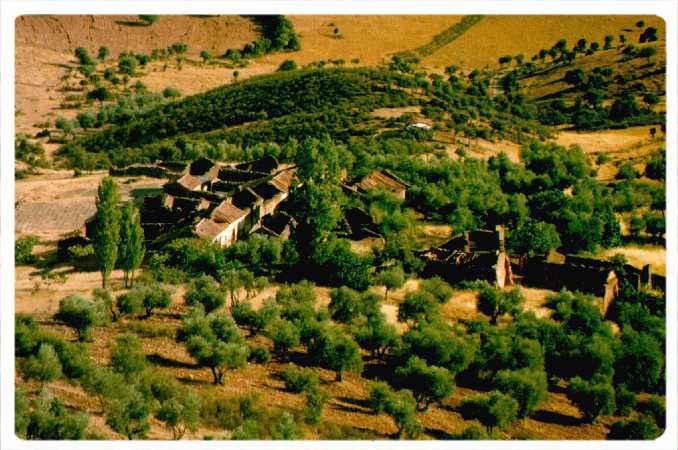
[422, 15, 665, 70]
[18, 265, 623, 440]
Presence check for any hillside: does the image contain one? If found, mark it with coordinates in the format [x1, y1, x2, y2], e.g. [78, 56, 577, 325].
[14, 14, 667, 444]
[421, 15, 665, 69]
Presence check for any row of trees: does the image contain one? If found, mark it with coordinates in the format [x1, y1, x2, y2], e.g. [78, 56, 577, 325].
[94, 177, 145, 288]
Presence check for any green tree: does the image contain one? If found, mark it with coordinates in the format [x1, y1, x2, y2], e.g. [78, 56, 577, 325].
[118, 202, 145, 287]
[156, 389, 201, 440]
[614, 328, 664, 393]
[508, 220, 561, 258]
[26, 393, 89, 439]
[376, 266, 405, 302]
[401, 321, 475, 374]
[477, 287, 524, 324]
[105, 384, 152, 439]
[304, 385, 330, 425]
[398, 290, 439, 324]
[163, 87, 181, 98]
[395, 356, 454, 411]
[200, 50, 212, 64]
[138, 15, 159, 25]
[185, 274, 226, 313]
[566, 377, 615, 423]
[354, 312, 400, 360]
[459, 391, 519, 433]
[278, 59, 298, 71]
[310, 326, 363, 381]
[110, 333, 147, 381]
[93, 177, 121, 289]
[232, 298, 278, 336]
[21, 344, 62, 386]
[97, 46, 109, 61]
[608, 416, 661, 439]
[419, 276, 454, 304]
[55, 294, 107, 341]
[384, 389, 421, 439]
[494, 368, 548, 418]
[270, 318, 301, 360]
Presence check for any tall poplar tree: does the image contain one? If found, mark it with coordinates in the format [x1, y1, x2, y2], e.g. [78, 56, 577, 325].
[94, 177, 121, 289]
[119, 201, 145, 288]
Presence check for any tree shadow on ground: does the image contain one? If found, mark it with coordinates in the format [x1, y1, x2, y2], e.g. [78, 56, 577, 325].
[425, 427, 458, 440]
[147, 352, 196, 370]
[531, 409, 582, 426]
[115, 20, 150, 27]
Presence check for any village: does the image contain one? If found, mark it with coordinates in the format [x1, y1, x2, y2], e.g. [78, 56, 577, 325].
[12, 13, 667, 443]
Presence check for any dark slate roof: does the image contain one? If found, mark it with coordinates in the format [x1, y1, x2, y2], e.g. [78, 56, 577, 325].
[252, 182, 282, 201]
[232, 188, 262, 210]
[189, 157, 216, 176]
[235, 155, 279, 174]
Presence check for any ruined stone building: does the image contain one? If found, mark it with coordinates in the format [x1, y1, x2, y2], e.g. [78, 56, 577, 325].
[422, 226, 514, 288]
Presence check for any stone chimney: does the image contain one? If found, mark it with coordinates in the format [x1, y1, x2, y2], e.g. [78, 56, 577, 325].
[495, 225, 506, 252]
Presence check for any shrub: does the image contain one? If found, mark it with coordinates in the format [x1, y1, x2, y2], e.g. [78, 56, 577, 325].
[15, 314, 40, 356]
[26, 393, 89, 439]
[233, 299, 278, 336]
[368, 381, 393, 414]
[110, 333, 147, 381]
[21, 344, 62, 385]
[138, 15, 159, 25]
[248, 345, 271, 364]
[281, 364, 319, 393]
[16, 235, 39, 265]
[278, 59, 298, 71]
[304, 386, 330, 424]
[566, 377, 615, 423]
[614, 384, 636, 416]
[638, 396, 666, 428]
[608, 415, 661, 439]
[270, 319, 301, 359]
[271, 411, 299, 439]
[419, 276, 454, 304]
[163, 87, 181, 98]
[459, 391, 519, 432]
[494, 368, 547, 418]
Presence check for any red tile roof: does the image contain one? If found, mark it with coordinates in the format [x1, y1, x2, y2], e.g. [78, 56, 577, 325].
[194, 218, 229, 240]
[211, 201, 247, 224]
[270, 168, 295, 193]
[177, 173, 203, 191]
[356, 170, 407, 194]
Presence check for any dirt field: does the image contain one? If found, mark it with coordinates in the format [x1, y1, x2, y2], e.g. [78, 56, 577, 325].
[17, 265, 621, 440]
[15, 171, 164, 240]
[599, 245, 666, 276]
[422, 15, 665, 70]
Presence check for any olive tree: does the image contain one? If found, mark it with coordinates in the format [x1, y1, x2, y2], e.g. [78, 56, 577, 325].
[395, 356, 454, 411]
[459, 391, 519, 433]
[55, 294, 107, 341]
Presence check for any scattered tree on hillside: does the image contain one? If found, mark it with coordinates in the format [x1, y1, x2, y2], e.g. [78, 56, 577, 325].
[93, 177, 121, 288]
[376, 266, 405, 302]
[459, 391, 519, 433]
[477, 287, 524, 325]
[119, 201, 145, 288]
